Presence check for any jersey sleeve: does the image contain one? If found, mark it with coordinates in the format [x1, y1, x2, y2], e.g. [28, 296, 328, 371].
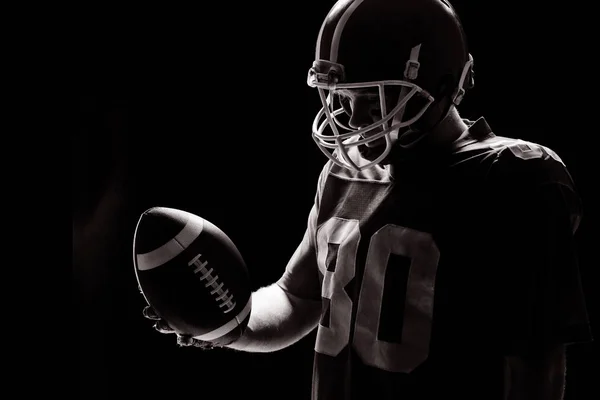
[275, 162, 331, 301]
[487, 144, 593, 355]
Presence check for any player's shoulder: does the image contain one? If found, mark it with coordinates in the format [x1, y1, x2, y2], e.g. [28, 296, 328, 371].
[485, 134, 573, 188]
[460, 120, 582, 231]
[456, 119, 572, 188]
[486, 134, 563, 166]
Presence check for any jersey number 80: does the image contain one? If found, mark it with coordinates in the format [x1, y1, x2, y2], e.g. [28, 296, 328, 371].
[315, 217, 440, 373]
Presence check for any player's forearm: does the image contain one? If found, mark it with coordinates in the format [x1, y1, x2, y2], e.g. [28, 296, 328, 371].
[226, 283, 321, 353]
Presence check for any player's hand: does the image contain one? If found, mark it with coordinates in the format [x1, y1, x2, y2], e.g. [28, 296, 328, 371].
[142, 305, 216, 349]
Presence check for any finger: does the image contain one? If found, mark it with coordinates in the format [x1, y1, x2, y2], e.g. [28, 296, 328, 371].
[176, 334, 194, 347]
[142, 306, 161, 320]
[193, 340, 216, 350]
[154, 320, 174, 334]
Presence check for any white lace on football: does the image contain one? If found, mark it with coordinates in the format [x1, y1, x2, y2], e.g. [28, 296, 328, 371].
[188, 253, 236, 313]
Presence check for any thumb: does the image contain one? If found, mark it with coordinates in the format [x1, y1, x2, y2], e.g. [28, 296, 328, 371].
[153, 319, 175, 334]
[142, 305, 161, 320]
[176, 334, 196, 347]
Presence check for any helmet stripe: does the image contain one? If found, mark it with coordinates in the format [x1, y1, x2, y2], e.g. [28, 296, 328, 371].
[316, 0, 365, 62]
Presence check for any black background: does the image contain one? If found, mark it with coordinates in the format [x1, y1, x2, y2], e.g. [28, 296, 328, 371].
[75, 1, 597, 399]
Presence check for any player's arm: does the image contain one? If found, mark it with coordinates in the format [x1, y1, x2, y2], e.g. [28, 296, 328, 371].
[503, 345, 566, 400]
[145, 279, 321, 352]
[228, 212, 324, 352]
[227, 165, 329, 353]
[226, 283, 321, 352]
[228, 184, 326, 353]
[492, 174, 591, 400]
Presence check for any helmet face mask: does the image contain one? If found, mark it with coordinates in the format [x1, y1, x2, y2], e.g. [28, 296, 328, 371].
[307, 0, 474, 171]
[308, 54, 435, 171]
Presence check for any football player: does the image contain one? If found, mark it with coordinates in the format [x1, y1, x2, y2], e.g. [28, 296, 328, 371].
[143, 0, 592, 399]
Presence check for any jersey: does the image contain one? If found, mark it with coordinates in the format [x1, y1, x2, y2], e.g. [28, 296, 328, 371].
[277, 117, 592, 400]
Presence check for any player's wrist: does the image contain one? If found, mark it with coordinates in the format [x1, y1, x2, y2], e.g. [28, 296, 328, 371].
[221, 329, 252, 351]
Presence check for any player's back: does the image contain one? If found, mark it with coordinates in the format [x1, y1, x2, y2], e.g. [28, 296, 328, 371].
[309, 118, 580, 400]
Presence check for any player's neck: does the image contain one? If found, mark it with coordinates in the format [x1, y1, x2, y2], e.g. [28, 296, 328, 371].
[385, 107, 469, 177]
[396, 107, 468, 151]
[428, 107, 469, 147]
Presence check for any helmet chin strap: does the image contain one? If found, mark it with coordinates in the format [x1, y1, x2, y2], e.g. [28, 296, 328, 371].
[452, 53, 474, 106]
[392, 44, 429, 150]
[393, 44, 422, 126]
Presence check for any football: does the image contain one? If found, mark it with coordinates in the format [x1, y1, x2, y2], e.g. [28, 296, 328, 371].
[133, 207, 252, 346]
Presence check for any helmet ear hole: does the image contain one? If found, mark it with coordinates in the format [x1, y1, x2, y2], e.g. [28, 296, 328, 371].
[435, 73, 456, 99]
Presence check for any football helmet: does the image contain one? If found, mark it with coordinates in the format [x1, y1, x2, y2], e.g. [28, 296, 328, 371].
[307, 0, 475, 171]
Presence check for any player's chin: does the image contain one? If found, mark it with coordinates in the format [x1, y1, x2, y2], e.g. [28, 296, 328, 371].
[358, 141, 390, 164]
